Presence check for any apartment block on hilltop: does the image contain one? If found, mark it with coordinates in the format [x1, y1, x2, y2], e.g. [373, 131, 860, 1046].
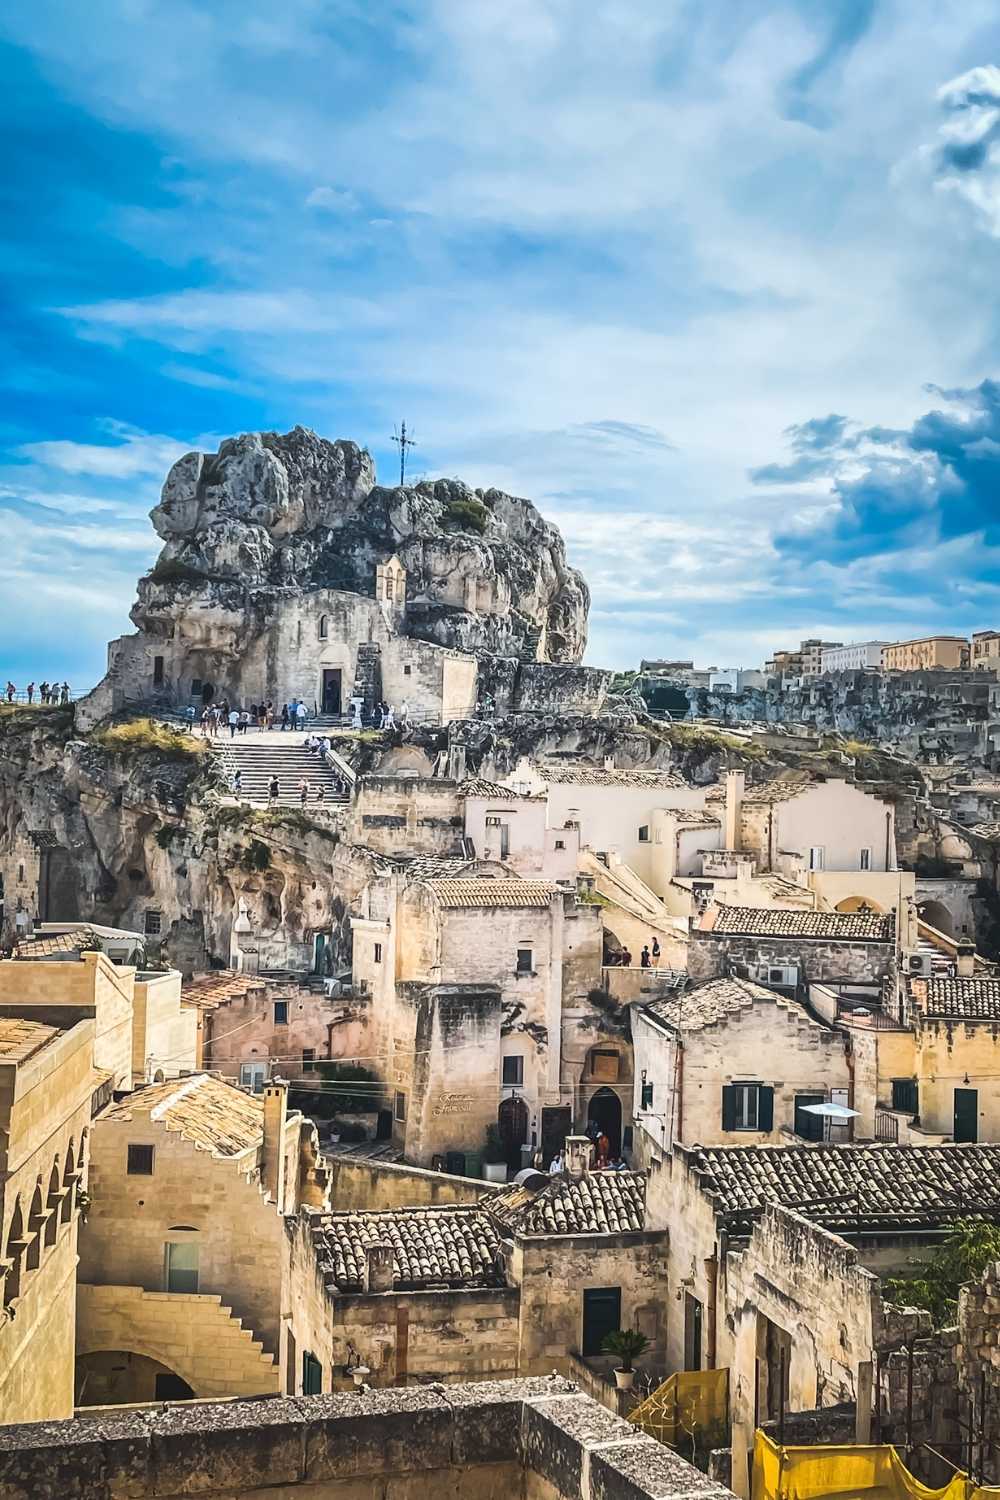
[882, 635, 969, 671]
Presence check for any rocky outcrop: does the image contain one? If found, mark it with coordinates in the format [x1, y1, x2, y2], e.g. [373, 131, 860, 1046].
[137, 427, 589, 663]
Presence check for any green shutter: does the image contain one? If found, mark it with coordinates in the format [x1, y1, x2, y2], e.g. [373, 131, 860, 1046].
[721, 1085, 737, 1131]
[757, 1086, 774, 1132]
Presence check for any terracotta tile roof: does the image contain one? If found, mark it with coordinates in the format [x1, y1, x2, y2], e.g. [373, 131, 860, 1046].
[312, 1206, 504, 1292]
[643, 976, 811, 1033]
[691, 1142, 1000, 1232]
[911, 975, 1000, 1022]
[180, 971, 267, 1011]
[462, 778, 543, 800]
[704, 777, 813, 805]
[428, 879, 560, 908]
[101, 1075, 263, 1156]
[27, 830, 59, 850]
[14, 930, 93, 959]
[487, 1171, 646, 1235]
[396, 855, 480, 881]
[536, 765, 687, 790]
[669, 809, 722, 827]
[700, 905, 894, 941]
[969, 823, 1000, 843]
[0, 1016, 62, 1064]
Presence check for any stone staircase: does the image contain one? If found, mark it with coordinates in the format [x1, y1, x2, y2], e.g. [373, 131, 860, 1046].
[518, 624, 543, 664]
[351, 642, 382, 717]
[213, 740, 350, 807]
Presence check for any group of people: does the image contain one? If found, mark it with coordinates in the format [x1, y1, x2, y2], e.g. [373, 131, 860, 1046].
[606, 935, 662, 968]
[6, 680, 70, 705]
[349, 699, 409, 731]
[186, 699, 315, 736]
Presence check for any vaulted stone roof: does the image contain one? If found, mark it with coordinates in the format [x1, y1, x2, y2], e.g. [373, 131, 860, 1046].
[101, 1074, 264, 1157]
[699, 905, 894, 941]
[312, 1206, 504, 1292]
[488, 1171, 646, 1235]
[910, 975, 1000, 1022]
[428, 879, 560, 908]
[690, 1142, 1000, 1232]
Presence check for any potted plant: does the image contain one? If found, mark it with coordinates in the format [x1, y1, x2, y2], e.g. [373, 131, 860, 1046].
[601, 1328, 649, 1390]
[482, 1125, 508, 1183]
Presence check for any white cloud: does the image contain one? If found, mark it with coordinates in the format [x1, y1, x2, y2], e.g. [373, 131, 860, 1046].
[305, 185, 358, 213]
[15, 428, 188, 479]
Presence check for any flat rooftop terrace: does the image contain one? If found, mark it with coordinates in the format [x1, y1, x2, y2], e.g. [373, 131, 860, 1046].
[0, 1378, 737, 1500]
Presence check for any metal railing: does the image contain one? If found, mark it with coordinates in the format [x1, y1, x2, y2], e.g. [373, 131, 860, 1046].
[875, 1110, 900, 1142]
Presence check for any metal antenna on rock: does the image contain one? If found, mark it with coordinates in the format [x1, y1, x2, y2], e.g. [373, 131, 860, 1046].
[391, 421, 417, 487]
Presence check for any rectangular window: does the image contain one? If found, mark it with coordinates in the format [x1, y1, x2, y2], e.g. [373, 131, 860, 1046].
[892, 1078, 918, 1114]
[638, 825, 650, 843]
[144, 909, 162, 937]
[240, 1062, 267, 1094]
[302, 1048, 316, 1072]
[502, 1055, 524, 1087]
[394, 1090, 406, 1123]
[274, 1001, 288, 1025]
[808, 846, 825, 871]
[403, 664, 411, 676]
[722, 1083, 774, 1132]
[191, 678, 202, 697]
[302, 1351, 323, 1395]
[641, 1080, 654, 1110]
[554, 839, 565, 850]
[582, 1286, 622, 1356]
[373, 942, 383, 964]
[127, 1143, 154, 1176]
[516, 948, 533, 974]
[153, 655, 164, 687]
[858, 847, 872, 871]
[165, 1240, 199, 1294]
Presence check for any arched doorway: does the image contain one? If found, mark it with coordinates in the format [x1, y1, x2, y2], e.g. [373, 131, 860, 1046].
[918, 899, 954, 937]
[587, 1088, 622, 1157]
[498, 1096, 529, 1172]
[200, 682, 215, 705]
[75, 1351, 195, 1406]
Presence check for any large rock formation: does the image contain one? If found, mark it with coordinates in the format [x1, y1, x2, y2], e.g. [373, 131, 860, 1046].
[137, 426, 589, 663]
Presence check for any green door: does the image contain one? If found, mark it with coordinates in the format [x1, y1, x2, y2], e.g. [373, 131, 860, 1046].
[954, 1088, 978, 1143]
[582, 1287, 621, 1356]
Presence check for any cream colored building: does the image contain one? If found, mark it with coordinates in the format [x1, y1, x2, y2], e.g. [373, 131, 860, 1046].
[631, 977, 852, 1152]
[972, 629, 1000, 672]
[711, 771, 897, 881]
[0, 1013, 96, 1422]
[76, 1074, 327, 1404]
[881, 636, 969, 671]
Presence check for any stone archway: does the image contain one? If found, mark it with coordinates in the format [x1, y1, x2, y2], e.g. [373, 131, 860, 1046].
[917, 898, 954, 937]
[75, 1350, 195, 1407]
[587, 1087, 623, 1158]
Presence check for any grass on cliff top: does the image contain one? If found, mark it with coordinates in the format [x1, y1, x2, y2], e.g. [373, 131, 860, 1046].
[92, 717, 209, 762]
[0, 702, 74, 734]
[652, 720, 767, 760]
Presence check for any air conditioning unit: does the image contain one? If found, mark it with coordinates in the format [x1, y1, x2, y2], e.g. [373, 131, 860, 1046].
[767, 965, 799, 987]
[905, 952, 934, 978]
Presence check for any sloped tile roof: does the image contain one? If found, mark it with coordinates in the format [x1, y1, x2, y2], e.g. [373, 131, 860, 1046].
[180, 971, 267, 1011]
[462, 778, 544, 800]
[487, 1170, 646, 1235]
[911, 975, 1000, 1022]
[15, 930, 93, 959]
[700, 905, 894, 941]
[669, 809, 722, 827]
[691, 1142, 1000, 1232]
[704, 776, 813, 805]
[312, 1206, 504, 1292]
[643, 976, 807, 1033]
[101, 1074, 263, 1157]
[396, 855, 479, 880]
[536, 765, 688, 789]
[429, 879, 560, 908]
[0, 1016, 62, 1064]
[969, 823, 1000, 843]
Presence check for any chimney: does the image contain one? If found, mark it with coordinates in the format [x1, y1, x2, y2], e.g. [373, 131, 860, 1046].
[603, 755, 615, 772]
[262, 1080, 288, 1209]
[448, 740, 467, 781]
[564, 1135, 594, 1179]
[363, 1241, 395, 1294]
[956, 941, 976, 978]
[725, 770, 745, 851]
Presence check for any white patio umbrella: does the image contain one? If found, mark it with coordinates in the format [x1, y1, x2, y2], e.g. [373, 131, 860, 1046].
[800, 1100, 860, 1142]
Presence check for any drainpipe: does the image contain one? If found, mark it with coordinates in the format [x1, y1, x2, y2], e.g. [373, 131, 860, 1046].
[884, 809, 892, 872]
[706, 1239, 721, 1369]
[673, 1037, 684, 1148]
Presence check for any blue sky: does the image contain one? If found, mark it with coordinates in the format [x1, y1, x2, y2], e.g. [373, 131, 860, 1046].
[5, 1, 1000, 684]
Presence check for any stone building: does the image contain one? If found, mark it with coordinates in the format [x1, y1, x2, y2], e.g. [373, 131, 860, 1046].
[687, 903, 896, 990]
[75, 1075, 327, 1404]
[351, 871, 625, 1169]
[74, 427, 599, 732]
[0, 1378, 739, 1500]
[631, 976, 852, 1152]
[882, 636, 970, 671]
[0, 1013, 95, 1422]
[286, 1141, 667, 1391]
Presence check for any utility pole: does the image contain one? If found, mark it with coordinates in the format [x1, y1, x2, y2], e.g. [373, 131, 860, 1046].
[391, 422, 417, 487]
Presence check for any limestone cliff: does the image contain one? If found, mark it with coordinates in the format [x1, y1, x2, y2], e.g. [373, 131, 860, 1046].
[137, 426, 589, 663]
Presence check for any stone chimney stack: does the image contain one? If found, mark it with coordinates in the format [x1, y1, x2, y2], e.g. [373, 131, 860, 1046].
[603, 755, 615, 772]
[725, 770, 745, 851]
[362, 1241, 395, 1294]
[262, 1080, 288, 1209]
[956, 941, 976, 978]
[564, 1135, 594, 1179]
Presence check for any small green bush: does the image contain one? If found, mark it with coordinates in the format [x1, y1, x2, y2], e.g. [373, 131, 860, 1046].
[147, 557, 208, 585]
[93, 718, 208, 762]
[443, 497, 488, 535]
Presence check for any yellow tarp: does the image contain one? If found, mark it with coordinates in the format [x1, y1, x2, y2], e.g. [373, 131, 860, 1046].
[752, 1431, 978, 1500]
[629, 1368, 729, 1447]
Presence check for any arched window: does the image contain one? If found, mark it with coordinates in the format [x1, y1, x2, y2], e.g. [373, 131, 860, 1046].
[26, 1183, 45, 1271]
[318, 615, 328, 640]
[4, 1198, 24, 1307]
[45, 1161, 61, 1248]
